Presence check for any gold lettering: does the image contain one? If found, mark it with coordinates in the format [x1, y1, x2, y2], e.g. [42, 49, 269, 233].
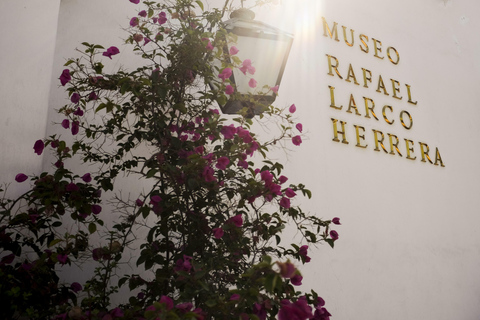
[364, 97, 379, 120]
[322, 17, 339, 41]
[354, 125, 367, 148]
[372, 129, 388, 153]
[399, 110, 413, 130]
[382, 105, 394, 124]
[345, 64, 359, 85]
[387, 47, 400, 65]
[346, 94, 361, 115]
[362, 68, 372, 88]
[328, 86, 342, 110]
[391, 79, 402, 100]
[405, 84, 418, 105]
[376, 75, 389, 96]
[342, 26, 354, 47]
[372, 38, 384, 60]
[331, 118, 348, 144]
[359, 34, 369, 53]
[434, 148, 445, 167]
[404, 139, 416, 160]
[388, 134, 402, 156]
[326, 54, 343, 79]
[419, 142, 433, 164]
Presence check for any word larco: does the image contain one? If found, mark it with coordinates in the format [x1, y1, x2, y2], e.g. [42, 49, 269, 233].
[331, 118, 445, 167]
[328, 86, 413, 130]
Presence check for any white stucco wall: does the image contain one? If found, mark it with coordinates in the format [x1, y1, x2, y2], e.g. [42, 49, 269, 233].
[2, 0, 480, 319]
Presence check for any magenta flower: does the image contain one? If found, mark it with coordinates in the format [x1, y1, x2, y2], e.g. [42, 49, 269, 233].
[237, 159, 248, 169]
[135, 199, 144, 206]
[279, 197, 291, 208]
[278, 261, 296, 278]
[225, 85, 234, 95]
[158, 12, 167, 24]
[54, 160, 64, 168]
[71, 120, 79, 135]
[216, 157, 230, 170]
[206, 41, 214, 51]
[230, 214, 243, 227]
[81, 173, 92, 183]
[292, 135, 302, 146]
[213, 228, 224, 239]
[248, 78, 257, 88]
[260, 170, 273, 183]
[240, 59, 255, 75]
[57, 254, 68, 265]
[129, 0, 140, 3]
[73, 107, 84, 116]
[133, 33, 144, 43]
[218, 68, 232, 81]
[91, 204, 102, 215]
[138, 10, 147, 17]
[33, 139, 44, 155]
[230, 293, 240, 301]
[332, 217, 341, 225]
[70, 282, 83, 293]
[220, 124, 237, 139]
[289, 104, 297, 113]
[291, 274, 303, 286]
[59, 69, 71, 86]
[296, 123, 303, 132]
[229, 46, 239, 55]
[299, 245, 311, 263]
[15, 173, 28, 183]
[278, 175, 288, 184]
[66, 183, 79, 192]
[159, 295, 174, 310]
[103, 46, 120, 59]
[271, 85, 279, 93]
[151, 195, 162, 204]
[330, 230, 339, 240]
[130, 17, 139, 27]
[71, 93, 80, 104]
[174, 255, 193, 273]
[278, 297, 313, 320]
[202, 166, 216, 182]
[285, 188, 296, 198]
[61, 119, 70, 129]
[88, 91, 98, 101]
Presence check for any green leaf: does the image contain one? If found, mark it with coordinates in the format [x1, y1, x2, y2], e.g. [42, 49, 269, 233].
[146, 169, 157, 178]
[48, 239, 62, 248]
[88, 222, 97, 234]
[195, 0, 204, 11]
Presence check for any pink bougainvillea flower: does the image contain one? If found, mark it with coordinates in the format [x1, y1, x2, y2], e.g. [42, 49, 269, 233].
[144, 37, 151, 46]
[289, 103, 296, 113]
[138, 10, 147, 17]
[130, 17, 139, 27]
[129, 0, 140, 3]
[174, 255, 193, 272]
[135, 199, 144, 206]
[54, 160, 64, 168]
[278, 297, 313, 320]
[229, 46, 239, 55]
[237, 159, 248, 169]
[230, 293, 240, 301]
[216, 156, 230, 170]
[59, 69, 71, 86]
[260, 170, 273, 183]
[213, 227, 224, 239]
[220, 124, 237, 139]
[285, 188, 296, 198]
[230, 214, 243, 227]
[61, 119, 70, 129]
[66, 183, 79, 192]
[332, 217, 341, 225]
[70, 282, 83, 293]
[248, 78, 257, 88]
[57, 254, 68, 265]
[278, 175, 288, 184]
[133, 33, 144, 43]
[71, 120, 79, 135]
[206, 40, 214, 51]
[330, 230, 339, 240]
[81, 173, 92, 183]
[150, 195, 162, 204]
[291, 274, 303, 286]
[176, 302, 193, 312]
[33, 139, 44, 155]
[296, 123, 303, 132]
[15, 173, 28, 183]
[159, 295, 174, 310]
[292, 135, 302, 146]
[279, 197, 291, 209]
[91, 204, 102, 215]
[218, 67, 232, 81]
[299, 245, 311, 263]
[271, 85, 279, 93]
[158, 12, 167, 24]
[277, 261, 296, 279]
[73, 107, 84, 116]
[88, 91, 98, 101]
[202, 166, 216, 182]
[71, 93, 80, 104]
[225, 84, 234, 95]
[103, 46, 120, 59]
[240, 59, 255, 75]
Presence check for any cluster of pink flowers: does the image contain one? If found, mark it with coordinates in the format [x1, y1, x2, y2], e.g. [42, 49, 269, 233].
[145, 295, 205, 319]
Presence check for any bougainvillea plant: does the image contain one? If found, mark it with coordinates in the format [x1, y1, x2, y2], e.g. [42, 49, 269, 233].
[0, 0, 341, 319]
